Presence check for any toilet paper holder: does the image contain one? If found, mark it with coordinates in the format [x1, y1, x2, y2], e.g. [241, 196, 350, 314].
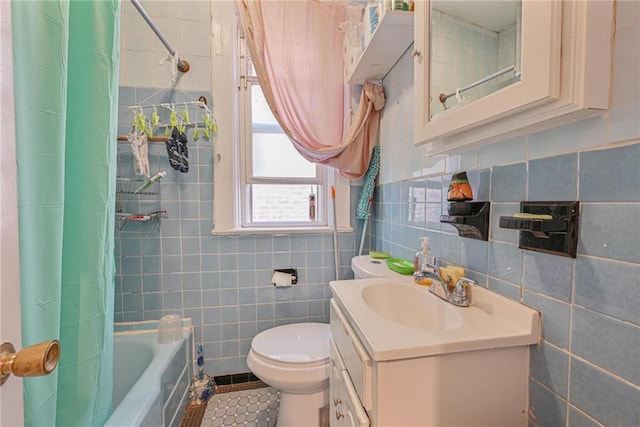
[272, 268, 298, 286]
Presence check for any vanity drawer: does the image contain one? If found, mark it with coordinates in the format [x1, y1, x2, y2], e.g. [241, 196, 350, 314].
[330, 299, 372, 410]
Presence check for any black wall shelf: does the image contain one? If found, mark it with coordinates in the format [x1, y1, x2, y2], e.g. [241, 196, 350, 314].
[440, 201, 491, 241]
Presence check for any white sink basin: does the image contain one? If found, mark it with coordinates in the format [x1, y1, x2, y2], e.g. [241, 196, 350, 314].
[362, 282, 463, 331]
[330, 277, 540, 361]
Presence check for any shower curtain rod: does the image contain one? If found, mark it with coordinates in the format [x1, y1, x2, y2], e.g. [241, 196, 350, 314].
[439, 65, 517, 105]
[129, 0, 190, 73]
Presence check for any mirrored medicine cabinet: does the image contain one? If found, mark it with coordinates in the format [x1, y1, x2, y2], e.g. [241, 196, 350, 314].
[428, 0, 522, 118]
[413, 0, 614, 154]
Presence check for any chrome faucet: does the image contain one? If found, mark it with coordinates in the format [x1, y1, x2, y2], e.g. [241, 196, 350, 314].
[413, 261, 439, 285]
[429, 277, 475, 307]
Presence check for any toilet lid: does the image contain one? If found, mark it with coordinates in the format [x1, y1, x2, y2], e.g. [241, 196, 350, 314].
[251, 323, 330, 364]
[351, 255, 403, 279]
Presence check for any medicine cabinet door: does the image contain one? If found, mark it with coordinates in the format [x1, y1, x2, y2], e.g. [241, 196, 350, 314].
[413, 0, 562, 151]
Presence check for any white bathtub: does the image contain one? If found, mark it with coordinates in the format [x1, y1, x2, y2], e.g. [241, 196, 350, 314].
[105, 321, 193, 427]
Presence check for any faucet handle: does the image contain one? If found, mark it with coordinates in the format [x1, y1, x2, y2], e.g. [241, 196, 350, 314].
[452, 277, 475, 306]
[454, 277, 475, 293]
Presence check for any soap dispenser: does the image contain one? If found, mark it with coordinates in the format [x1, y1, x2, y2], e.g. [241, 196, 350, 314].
[414, 237, 436, 285]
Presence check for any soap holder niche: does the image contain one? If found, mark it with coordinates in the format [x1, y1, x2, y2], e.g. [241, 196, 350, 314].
[440, 201, 490, 241]
[499, 201, 579, 258]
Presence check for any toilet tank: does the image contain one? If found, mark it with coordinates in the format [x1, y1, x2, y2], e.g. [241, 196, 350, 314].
[351, 255, 405, 279]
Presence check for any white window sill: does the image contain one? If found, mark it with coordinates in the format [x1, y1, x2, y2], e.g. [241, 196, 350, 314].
[210, 226, 354, 236]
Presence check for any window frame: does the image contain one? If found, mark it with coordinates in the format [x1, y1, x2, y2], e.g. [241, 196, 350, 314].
[210, 15, 351, 236]
[237, 31, 328, 229]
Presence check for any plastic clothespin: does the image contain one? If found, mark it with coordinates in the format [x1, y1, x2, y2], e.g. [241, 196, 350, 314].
[182, 102, 190, 125]
[170, 107, 178, 128]
[193, 122, 201, 141]
[151, 105, 160, 127]
[133, 107, 148, 135]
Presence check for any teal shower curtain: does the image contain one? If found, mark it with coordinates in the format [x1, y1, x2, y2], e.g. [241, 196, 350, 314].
[12, 1, 120, 425]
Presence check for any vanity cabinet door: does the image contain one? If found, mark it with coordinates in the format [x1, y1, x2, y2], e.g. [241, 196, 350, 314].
[341, 370, 370, 427]
[330, 300, 373, 410]
[330, 339, 346, 427]
[330, 338, 370, 427]
[414, 0, 613, 154]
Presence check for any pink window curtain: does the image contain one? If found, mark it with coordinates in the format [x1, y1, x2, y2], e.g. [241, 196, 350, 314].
[237, 0, 385, 180]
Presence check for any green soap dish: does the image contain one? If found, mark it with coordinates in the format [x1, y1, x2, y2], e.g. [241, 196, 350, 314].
[369, 251, 391, 259]
[385, 258, 414, 275]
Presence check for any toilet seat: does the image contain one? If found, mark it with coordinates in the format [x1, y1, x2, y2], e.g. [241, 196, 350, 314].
[251, 323, 330, 364]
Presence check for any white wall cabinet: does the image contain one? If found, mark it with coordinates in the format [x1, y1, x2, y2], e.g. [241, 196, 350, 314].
[413, 0, 614, 154]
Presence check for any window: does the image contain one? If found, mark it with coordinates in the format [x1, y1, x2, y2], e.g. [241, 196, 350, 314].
[211, 22, 350, 235]
[238, 32, 326, 228]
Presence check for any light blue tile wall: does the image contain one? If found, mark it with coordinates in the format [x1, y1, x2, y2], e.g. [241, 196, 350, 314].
[373, 4, 640, 426]
[115, 87, 357, 375]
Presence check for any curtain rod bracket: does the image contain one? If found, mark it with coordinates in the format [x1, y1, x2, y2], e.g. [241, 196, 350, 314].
[177, 59, 190, 73]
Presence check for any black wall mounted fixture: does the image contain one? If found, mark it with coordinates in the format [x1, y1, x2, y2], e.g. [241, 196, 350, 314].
[440, 201, 491, 241]
[499, 201, 580, 258]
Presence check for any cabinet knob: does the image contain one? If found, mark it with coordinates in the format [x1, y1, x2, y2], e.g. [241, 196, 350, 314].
[335, 410, 345, 420]
[412, 49, 422, 58]
[333, 397, 342, 406]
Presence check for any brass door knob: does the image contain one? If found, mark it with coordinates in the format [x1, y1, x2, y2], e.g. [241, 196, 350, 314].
[0, 340, 60, 386]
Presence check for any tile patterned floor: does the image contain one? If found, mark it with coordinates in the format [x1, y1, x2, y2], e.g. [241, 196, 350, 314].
[199, 387, 280, 427]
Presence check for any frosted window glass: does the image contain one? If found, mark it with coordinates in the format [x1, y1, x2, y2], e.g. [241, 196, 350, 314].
[252, 133, 315, 178]
[251, 85, 278, 125]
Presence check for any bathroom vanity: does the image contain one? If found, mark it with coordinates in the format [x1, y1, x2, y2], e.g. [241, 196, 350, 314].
[329, 277, 541, 426]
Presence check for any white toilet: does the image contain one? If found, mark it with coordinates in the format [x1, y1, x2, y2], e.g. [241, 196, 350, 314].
[351, 254, 404, 279]
[247, 322, 330, 427]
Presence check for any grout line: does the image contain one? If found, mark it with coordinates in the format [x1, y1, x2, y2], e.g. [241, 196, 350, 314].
[567, 403, 606, 427]
[574, 252, 640, 267]
[569, 353, 639, 389]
